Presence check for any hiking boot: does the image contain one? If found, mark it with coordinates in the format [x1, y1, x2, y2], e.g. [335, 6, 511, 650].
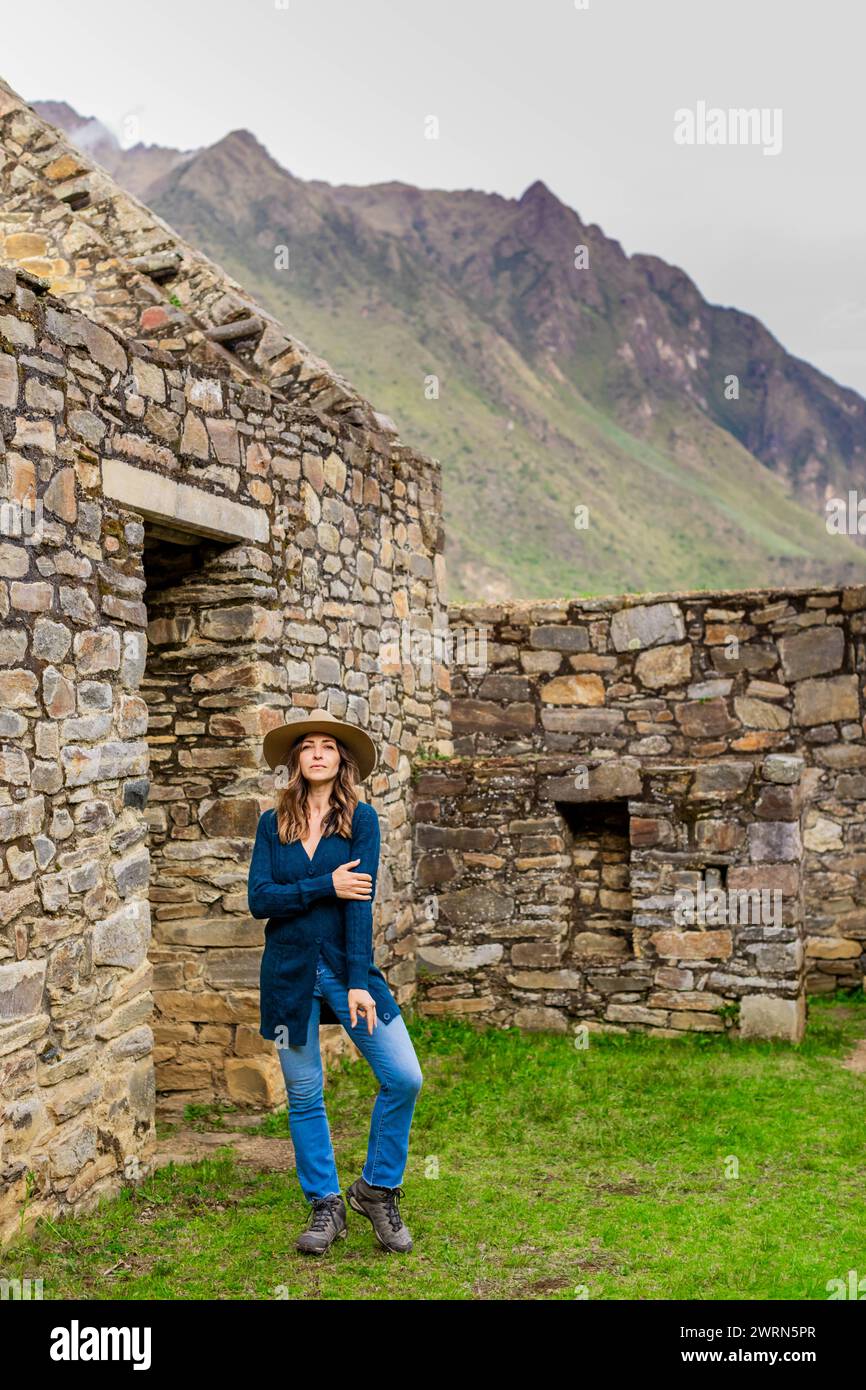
[345, 1175, 413, 1253]
[295, 1193, 348, 1255]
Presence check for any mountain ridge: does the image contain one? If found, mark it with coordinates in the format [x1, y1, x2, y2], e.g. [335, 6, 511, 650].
[32, 99, 866, 602]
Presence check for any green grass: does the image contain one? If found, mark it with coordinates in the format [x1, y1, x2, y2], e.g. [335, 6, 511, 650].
[3, 995, 866, 1300]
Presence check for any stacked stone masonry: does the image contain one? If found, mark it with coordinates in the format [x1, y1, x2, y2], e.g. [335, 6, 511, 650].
[0, 263, 446, 1243]
[409, 592, 866, 1036]
[0, 78, 395, 426]
[2, 76, 865, 1249]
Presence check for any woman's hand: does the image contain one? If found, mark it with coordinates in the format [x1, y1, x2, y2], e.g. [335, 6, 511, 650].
[348, 988, 378, 1033]
[332, 859, 373, 901]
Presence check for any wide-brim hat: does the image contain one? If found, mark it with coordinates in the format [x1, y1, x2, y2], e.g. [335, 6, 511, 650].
[262, 707, 377, 781]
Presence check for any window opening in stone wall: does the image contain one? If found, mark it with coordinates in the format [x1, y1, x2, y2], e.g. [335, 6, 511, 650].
[142, 522, 232, 596]
[555, 799, 632, 961]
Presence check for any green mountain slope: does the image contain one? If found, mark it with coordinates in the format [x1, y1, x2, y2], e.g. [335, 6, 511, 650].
[37, 107, 866, 601]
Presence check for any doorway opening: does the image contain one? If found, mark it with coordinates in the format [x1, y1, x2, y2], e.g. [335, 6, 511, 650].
[139, 522, 280, 1115]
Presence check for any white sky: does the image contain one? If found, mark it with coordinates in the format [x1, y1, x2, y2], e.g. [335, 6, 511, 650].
[3, 0, 864, 394]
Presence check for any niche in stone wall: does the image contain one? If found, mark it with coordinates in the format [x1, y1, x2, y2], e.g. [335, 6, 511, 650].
[555, 799, 632, 970]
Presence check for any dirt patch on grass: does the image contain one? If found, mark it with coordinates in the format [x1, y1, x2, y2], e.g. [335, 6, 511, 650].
[155, 1128, 296, 1172]
[525, 1275, 573, 1295]
[841, 1039, 866, 1075]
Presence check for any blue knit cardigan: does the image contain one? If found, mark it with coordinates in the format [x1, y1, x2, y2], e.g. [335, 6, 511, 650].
[248, 799, 402, 1045]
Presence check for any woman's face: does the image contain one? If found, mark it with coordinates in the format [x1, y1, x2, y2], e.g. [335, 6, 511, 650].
[296, 734, 341, 789]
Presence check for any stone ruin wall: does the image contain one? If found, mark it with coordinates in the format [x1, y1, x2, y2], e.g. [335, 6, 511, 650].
[410, 750, 810, 1039]
[2, 73, 865, 1245]
[0, 78, 385, 421]
[0, 266, 446, 1242]
[409, 591, 866, 1036]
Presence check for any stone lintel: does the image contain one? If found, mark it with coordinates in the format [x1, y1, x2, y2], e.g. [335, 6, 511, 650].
[543, 760, 642, 803]
[101, 458, 269, 545]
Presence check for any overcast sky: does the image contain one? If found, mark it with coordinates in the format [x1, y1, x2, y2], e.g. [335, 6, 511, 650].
[3, 0, 864, 394]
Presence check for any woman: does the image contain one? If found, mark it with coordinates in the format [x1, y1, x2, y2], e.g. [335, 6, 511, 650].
[247, 707, 423, 1257]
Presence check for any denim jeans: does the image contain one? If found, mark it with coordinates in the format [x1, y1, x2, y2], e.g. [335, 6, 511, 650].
[275, 951, 423, 1203]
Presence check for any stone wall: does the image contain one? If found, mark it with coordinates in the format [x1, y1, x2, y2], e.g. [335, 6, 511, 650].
[410, 750, 807, 1039]
[0, 78, 395, 426]
[0, 264, 446, 1242]
[409, 589, 866, 1034]
[3, 71, 865, 1250]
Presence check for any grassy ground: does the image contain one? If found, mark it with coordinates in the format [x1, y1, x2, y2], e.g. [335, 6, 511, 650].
[3, 993, 866, 1300]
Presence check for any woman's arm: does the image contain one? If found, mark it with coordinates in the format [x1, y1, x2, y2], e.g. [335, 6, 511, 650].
[344, 803, 380, 989]
[247, 813, 337, 920]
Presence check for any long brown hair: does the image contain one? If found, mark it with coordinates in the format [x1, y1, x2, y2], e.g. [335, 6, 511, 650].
[274, 734, 360, 844]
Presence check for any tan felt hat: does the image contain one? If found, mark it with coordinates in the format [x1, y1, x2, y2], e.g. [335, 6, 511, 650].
[262, 707, 377, 781]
